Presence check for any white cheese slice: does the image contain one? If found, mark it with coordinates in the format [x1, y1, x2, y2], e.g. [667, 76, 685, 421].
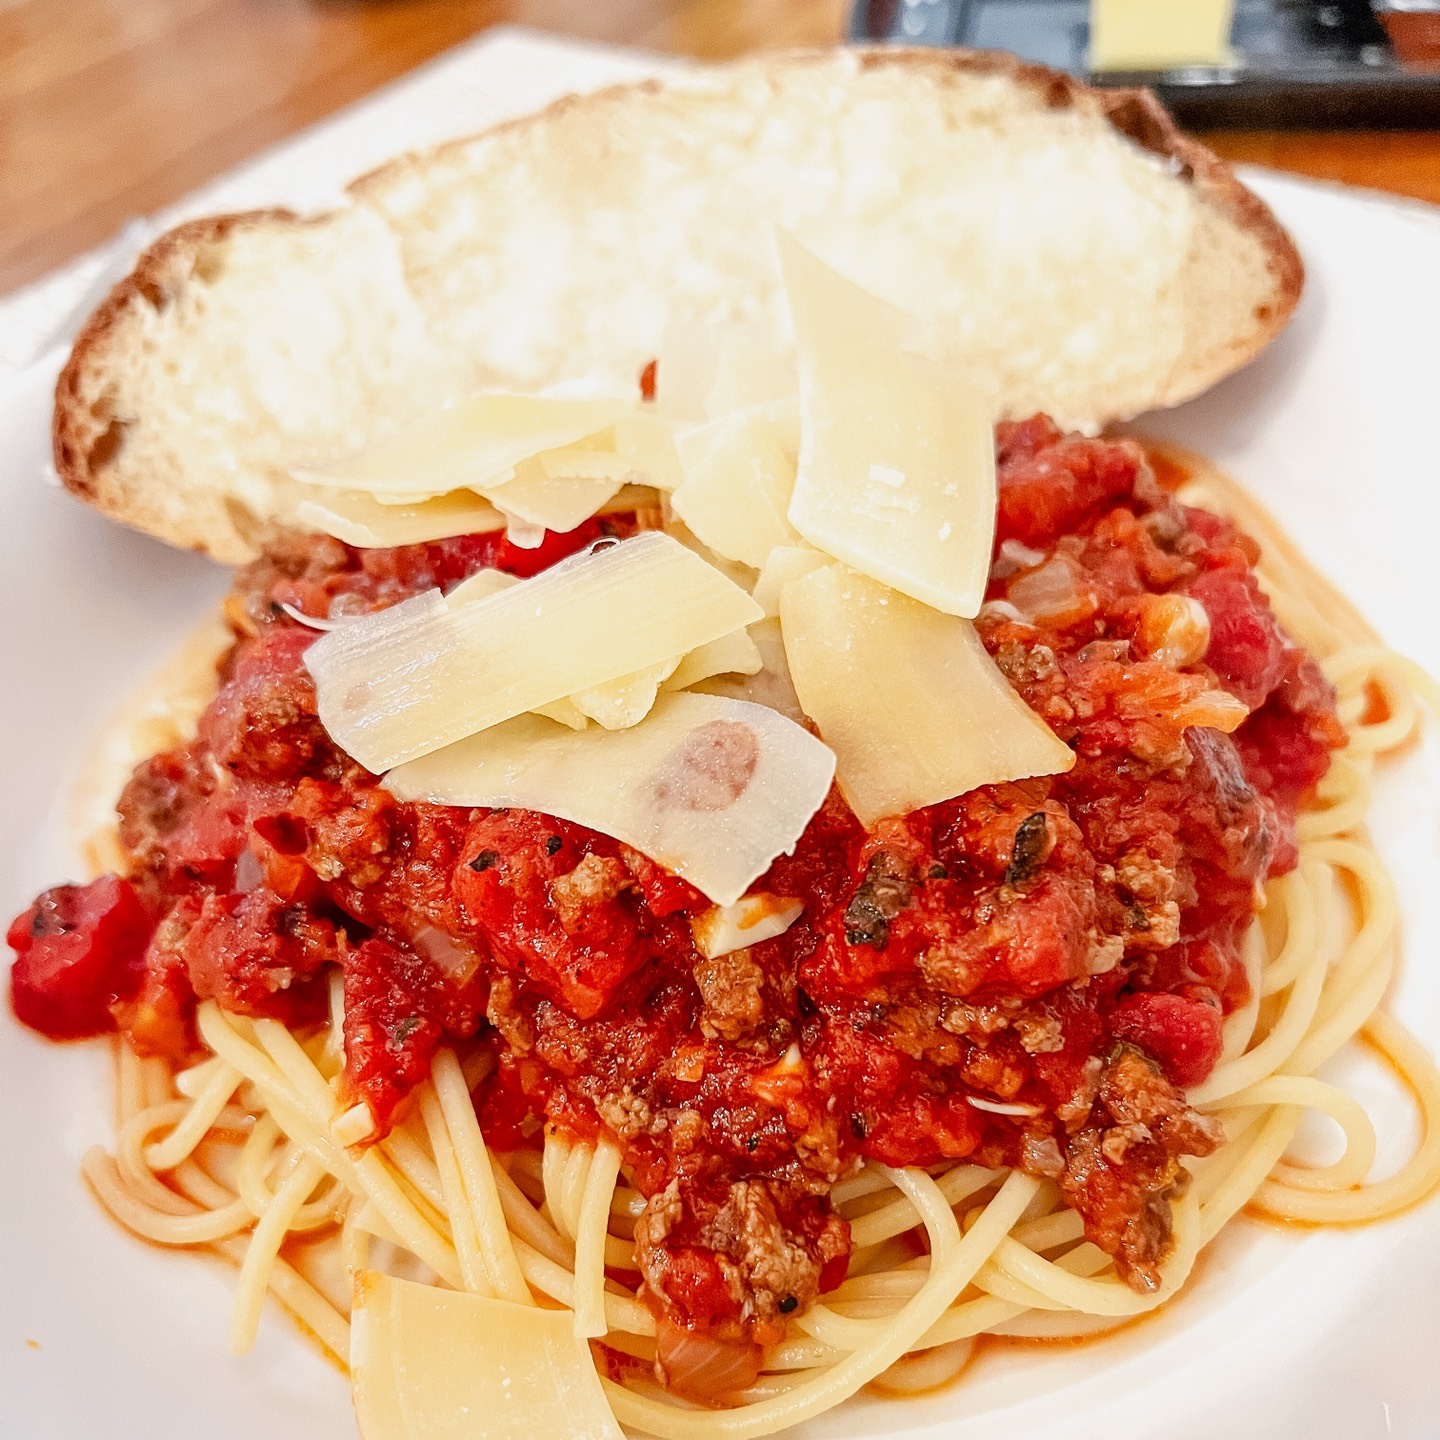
[447, 568, 750, 730]
[663, 630, 763, 693]
[350, 1272, 623, 1440]
[751, 544, 828, 618]
[569, 660, 680, 731]
[692, 617, 805, 724]
[445, 568, 516, 606]
[611, 412, 684, 492]
[780, 564, 1074, 827]
[779, 236, 998, 619]
[444, 571, 590, 729]
[671, 402, 802, 570]
[293, 394, 632, 500]
[294, 490, 507, 548]
[384, 692, 836, 907]
[775, 230, 918, 354]
[690, 893, 804, 960]
[656, 322, 796, 422]
[470, 427, 679, 535]
[534, 439, 636, 483]
[478, 462, 624, 535]
[307, 532, 763, 772]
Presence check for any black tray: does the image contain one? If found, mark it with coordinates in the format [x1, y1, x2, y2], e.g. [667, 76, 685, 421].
[851, 0, 1440, 127]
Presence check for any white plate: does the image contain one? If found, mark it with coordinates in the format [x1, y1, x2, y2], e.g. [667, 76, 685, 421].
[2, 171, 1439, 1440]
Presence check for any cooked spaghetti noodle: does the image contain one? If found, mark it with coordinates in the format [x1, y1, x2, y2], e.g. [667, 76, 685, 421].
[75, 447, 1440, 1438]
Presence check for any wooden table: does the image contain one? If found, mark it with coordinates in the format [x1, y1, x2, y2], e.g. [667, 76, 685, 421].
[3, 0, 1438, 297]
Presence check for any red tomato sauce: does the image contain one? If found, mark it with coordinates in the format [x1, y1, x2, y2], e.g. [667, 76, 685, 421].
[7, 418, 1342, 1371]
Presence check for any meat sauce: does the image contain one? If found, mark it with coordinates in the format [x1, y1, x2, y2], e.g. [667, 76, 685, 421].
[7, 419, 1342, 1378]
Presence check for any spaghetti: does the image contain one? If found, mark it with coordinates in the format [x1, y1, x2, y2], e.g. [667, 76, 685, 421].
[68, 445, 1440, 1437]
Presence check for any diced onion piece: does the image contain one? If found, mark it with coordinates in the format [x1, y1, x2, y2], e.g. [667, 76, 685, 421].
[384, 692, 835, 907]
[690, 893, 804, 960]
[656, 322, 796, 422]
[779, 235, 997, 618]
[751, 544, 828, 618]
[1007, 556, 1097, 628]
[350, 1272, 623, 1440]
[663, 630, 763, 693]
[292, 394, 632, 499]
[295, 490, 506, 548]
[278, 602, 346, 632]
[780, 564, 1074, 828]
[671, 402, 802, 571]
[307, 532, 763, 772]
[966, 1096, 1043, 1117]
[334, 1101, 377, 1146]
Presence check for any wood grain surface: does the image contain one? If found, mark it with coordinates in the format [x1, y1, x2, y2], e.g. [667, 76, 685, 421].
[2, 0, 1437, 296]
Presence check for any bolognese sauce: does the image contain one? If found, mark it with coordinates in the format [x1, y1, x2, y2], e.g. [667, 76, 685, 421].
[7, 418, 1343, 1384]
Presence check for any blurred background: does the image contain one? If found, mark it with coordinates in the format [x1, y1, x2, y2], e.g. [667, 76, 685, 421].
[2, 0, 1438, 298]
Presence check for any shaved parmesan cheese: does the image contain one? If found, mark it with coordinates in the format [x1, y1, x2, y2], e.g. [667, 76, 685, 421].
[672, 403, 802, 570]
[470, 425, 677, 534]
[500, 512, 547, 549]
[569, 660, 679, 731]
[294, 490, 506, 548]
[656, 322, 795, 422]
[307, 532, 763, 772]
[751, 545, 828, 618]
[775, 230, 919, 355]
[780, 565, 1074, 827]
[663, 630, 763, 693]
[662, 516, 761, 593]
[350, 1272, 622, 1440]
[534, 441, 636, 483]
[691, 893, 804, 960]
[481, 463, 623, 535]
[384, 693, 835, 907]
[445, 568, 517, 606]
[779, 237, 998, 618]
[447, 568, 741, 730]
[293, 394, 631, 499]
[612, 413, 684, 492]
[693, 617, 805, 724]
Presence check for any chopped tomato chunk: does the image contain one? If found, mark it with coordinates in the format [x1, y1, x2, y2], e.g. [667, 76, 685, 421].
[8, 877, 154, 1038]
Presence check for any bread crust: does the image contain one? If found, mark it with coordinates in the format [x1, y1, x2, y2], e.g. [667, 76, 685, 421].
[51, 48, 1304, 561]
[55, 211, 298, 554]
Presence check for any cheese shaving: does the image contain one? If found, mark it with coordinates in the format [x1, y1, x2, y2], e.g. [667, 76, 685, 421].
[384, 692, 835, 907]
[306, 532, 762, 772]
[293, 394, 634, 500]
[672, 402, 803, 570]
[779, 564, 1074, 827]
[779, 235, 998, 618]
[351, 1272, 623, 1440]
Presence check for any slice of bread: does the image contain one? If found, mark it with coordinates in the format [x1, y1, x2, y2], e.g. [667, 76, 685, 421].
[54, 48, 1302, 564]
